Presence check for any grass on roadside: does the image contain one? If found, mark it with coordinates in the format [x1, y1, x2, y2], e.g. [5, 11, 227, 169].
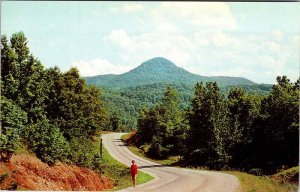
[272, 166, 299, 185]
[224, 171, 298, 192]
[93, 136, 154, 190]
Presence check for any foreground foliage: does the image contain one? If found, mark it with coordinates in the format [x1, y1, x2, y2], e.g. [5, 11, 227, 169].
[1, 32, 107, 167]
[137, 77, 299, 175]
[23, 119, 69, 165]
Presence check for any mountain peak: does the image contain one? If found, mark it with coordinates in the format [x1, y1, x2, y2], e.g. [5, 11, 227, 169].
[84, 57, 255, 88]
[131, 57, 181, 75]
[139, 57, 176, 68]
[144, 57, 173, 63]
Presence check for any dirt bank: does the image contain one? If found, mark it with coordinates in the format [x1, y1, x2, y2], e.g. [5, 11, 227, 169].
[0, 153, 113, 190]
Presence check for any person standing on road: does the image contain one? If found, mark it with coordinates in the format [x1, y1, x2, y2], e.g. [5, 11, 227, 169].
[131, 160, 138, 188]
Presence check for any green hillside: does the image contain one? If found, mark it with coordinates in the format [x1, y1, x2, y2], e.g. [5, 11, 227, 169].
[100, 82, 272, 129]
[84, 57, 255, 88]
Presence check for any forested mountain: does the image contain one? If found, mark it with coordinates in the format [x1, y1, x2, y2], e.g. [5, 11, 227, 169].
[84, 57, 255, 88]
[84, 57, 272, 130]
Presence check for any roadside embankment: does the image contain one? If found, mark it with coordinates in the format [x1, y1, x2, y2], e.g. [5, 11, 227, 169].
[0, 153, 113, 190]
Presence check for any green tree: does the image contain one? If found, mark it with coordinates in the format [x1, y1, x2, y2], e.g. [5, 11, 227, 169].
[1, 32, 49, 123]
[45, 68, 108, 139]
[255, 76, 299, 173]
[110, 112, 120, 131]
[0, 96, 27, 161]
[44, 66, 62, 120]
[159, 86, 188, 156]
[186, 82, 229, 168]
[138, 86, 188, 158]
[1, 35, 19, 102]
[227, 87, 260, 169]
[68, 137, 101, 169]
[23, 119, 70, 165]
[137, 107, 159, 143]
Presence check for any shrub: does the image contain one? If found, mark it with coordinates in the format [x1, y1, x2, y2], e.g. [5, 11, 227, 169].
[0, 96, 27, 161]
[24, 119, 69, 164]
[68, 137, 100, 169]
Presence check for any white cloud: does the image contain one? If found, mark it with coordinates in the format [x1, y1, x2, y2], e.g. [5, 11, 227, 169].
[104, 29, 135, 50]
[157, 2, 237, 30]
[100, 27, 298, 83]
[245, 34, 264, 42]
[258, 55, 285, 71]
[109, 7, 119, 14]
[74, 27, 298, 83]
[123, 3, 144, 12]
[108, 3, 144, 14]
[99, 2, 240, 73]
[72, 58, 131, 76]
[272, 30, 283, 41]
[292, 35, 300, 43]
[157, 22, 180, 33]
[211, 31, 232, 47]
[103, 30, 195, 68]
[193, 32, 210, 47]
[264, 41, 282, 54]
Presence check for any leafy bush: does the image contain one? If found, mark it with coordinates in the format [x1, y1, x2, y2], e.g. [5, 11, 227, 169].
[0, 96, 27, 161]
[68, 137, 100, 169]
[249, 168, 263, 176]
[0, 129, 20, 161]
[24, 119, 70, 164]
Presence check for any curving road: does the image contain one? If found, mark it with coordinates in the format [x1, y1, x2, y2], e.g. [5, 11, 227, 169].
[102, 133, 240, 192]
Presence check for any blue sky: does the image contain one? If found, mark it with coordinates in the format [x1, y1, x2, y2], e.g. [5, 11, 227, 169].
[2, 2, 299, 83]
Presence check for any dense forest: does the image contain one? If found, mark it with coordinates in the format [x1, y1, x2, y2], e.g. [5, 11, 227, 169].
[100, 83, 272, 130]
[0, 32, 109, 169]
[136, 78, 299, 175]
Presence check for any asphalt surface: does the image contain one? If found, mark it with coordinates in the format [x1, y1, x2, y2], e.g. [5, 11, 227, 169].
[102, 133, 240, 192]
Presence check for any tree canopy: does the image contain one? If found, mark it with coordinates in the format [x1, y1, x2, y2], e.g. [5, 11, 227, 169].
[137, 77, 299, 175]
[1, 32, 107, 166]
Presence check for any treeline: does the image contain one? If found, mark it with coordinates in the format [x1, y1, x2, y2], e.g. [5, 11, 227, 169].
[137, 78, 299, 175]
[101, 82, 272, 129]
[100, 83, 195, 130]
[0, 32, 109, 168]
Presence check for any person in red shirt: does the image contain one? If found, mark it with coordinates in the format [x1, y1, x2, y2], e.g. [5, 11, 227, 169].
[130, 160, 138, 188]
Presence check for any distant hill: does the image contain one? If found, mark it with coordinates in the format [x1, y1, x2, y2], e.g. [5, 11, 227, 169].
[84, 57, 255, 88]
[83, 57, 272, 129]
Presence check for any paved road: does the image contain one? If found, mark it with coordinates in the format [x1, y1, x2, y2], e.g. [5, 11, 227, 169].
[102, 133, 240, 192]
